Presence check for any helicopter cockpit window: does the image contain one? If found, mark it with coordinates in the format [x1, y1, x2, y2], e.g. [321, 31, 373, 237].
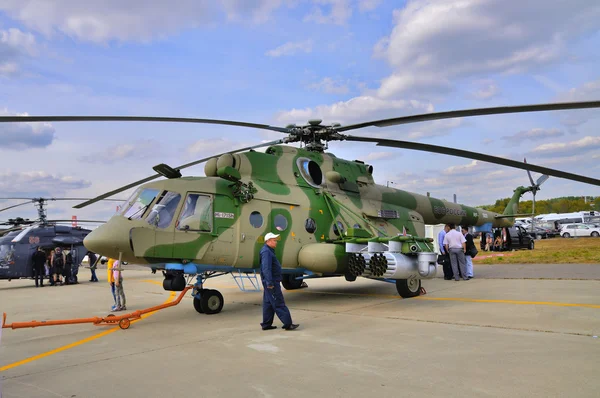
[177, 194, 212, 232]
[297, 158, 323, 187]
[122, 188, 160, 220]
[0, 244, 15, 263]
[145, 191, 182, 229]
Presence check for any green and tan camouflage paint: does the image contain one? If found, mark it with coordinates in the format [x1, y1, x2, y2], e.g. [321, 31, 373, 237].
[87, 145, 522, 273]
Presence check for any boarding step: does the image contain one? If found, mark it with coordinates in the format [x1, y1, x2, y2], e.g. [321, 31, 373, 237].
[231, 269, 262, 292]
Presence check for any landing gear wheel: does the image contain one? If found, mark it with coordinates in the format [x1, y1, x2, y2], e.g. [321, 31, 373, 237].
[193, 296, 204, 314]
[282, 274, 306, 290]
[119, 318, 131, 330]
[396, 278, 421, 298]
[200, 289, 224, 314]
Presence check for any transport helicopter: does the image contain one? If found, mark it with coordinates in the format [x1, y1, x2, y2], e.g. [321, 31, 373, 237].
[2, 100, 599, 314]
[0, 197, 120, 281]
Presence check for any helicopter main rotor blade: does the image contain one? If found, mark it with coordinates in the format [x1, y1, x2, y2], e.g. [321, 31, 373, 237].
[48, 219, 106, 223]
[345, 135, 600, 187]
[0, 201, 34, 212]
[73, 139, 284, 209]
[0, 115, 290, 134]
[337, 101, 600, 132]
[0, 197, 125, 202]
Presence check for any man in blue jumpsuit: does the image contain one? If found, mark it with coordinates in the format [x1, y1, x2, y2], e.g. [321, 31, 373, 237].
[259, 232, 299, 331]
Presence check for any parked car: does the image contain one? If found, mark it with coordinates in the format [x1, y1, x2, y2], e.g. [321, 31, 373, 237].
[560, 224, 600, 238]
[480, 226, 535, 251]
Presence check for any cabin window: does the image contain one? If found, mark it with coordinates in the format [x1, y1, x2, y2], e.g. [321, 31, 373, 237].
[250, 211, 263, 228]
[274, 214, 288, 231]
[333, 221, 345, 236]
[305, 218, 317, 234]
[122, 188, 160, 220]
[176, 194, 212, 232]
[297, 158, 323, 187]
[146, 191, 181, 229]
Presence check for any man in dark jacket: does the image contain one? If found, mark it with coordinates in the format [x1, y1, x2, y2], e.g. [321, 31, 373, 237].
[32, 246, 47, 287]
[259, 232, 299, 331]
[461, 226, 475, 279]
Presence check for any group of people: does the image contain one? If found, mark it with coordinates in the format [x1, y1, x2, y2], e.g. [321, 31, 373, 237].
[437, 224, 477, 281]
[31, 246, 82, 287]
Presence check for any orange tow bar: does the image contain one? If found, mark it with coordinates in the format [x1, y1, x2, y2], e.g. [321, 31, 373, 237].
[2, 286, 192, 331]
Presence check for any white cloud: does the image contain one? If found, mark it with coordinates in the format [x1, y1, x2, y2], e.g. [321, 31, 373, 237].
[358, 0, 381, 12]
[0, 0, 289, 43]
[530, 136, 600, 158]
[82, 140, 161, 163]
[0, 108, 55, 150]
[501, 128, 564, 146]
[470, 79, 500, 100]
[374, 0, 600, 97]
[266, 40, 313, 57]
[363, 151, 395, 162]
[307, 77, 349, 94]
[0, 28, 37, 77]
[555, 79, 600, 127]
[274, 96, 433, 126]
[0, 171, 91, 197]
[304, 0, 352, 25]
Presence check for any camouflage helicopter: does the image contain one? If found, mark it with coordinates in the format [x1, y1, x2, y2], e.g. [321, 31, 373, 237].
[2, 100, 600, 314]
[0, 197, 119, 281]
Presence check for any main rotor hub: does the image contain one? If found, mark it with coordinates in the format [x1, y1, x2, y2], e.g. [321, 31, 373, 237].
[283, 121, 347, 152]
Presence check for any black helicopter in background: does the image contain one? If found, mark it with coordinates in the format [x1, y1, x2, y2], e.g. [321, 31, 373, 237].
[0, 197, 123, 282]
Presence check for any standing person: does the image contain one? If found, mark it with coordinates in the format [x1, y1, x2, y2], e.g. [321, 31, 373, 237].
[51, 247, 66, 286]
[259, 232, 299, 331]
[112, 259, 126, 311]
[88, 252, 98, 282]
[31, 247, 46, 287]
[47, 250, 55, 286]
[438, 224, 453, 280]
[462, 226, 475, 279]
[63, 250, 73, 285]
[443, 223, 468, 281]
[107, 258, 118, 310]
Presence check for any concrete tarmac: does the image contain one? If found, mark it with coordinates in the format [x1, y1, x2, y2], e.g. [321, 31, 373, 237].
[1, 264, 599, 398]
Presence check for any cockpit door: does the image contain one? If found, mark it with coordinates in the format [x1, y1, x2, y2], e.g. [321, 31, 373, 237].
[172, 192, 215, 261]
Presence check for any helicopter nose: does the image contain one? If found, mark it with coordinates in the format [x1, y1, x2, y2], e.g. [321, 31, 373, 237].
[83, 219, 131, 259]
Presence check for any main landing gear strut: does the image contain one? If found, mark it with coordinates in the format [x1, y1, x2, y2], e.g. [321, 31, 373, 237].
[162, 270, 226, 315]
[190, 272, 225, 315]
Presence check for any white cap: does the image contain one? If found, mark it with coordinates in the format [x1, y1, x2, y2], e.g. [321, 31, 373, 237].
[264, 232, 280, 241]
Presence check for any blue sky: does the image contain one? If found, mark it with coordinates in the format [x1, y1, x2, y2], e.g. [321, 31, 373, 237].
[1, 0, 600, 224]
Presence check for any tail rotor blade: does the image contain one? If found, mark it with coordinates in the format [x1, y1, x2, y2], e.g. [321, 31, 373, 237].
[536, 175, 550, 187]
[524, 158, 535, 187]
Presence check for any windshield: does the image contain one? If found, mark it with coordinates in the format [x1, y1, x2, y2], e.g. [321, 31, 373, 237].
[0, 244, 15, 263]
[122, 188, 161, 220]
[146, 191, 182, 229]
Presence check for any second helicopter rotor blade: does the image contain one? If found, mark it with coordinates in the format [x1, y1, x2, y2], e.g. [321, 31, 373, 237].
[345, 135, 600, 187]
[0, 201, 34, 213]
[337, 101, 600, 132]
[73, 139, 284, 209]
[0, 115, 290, 134]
